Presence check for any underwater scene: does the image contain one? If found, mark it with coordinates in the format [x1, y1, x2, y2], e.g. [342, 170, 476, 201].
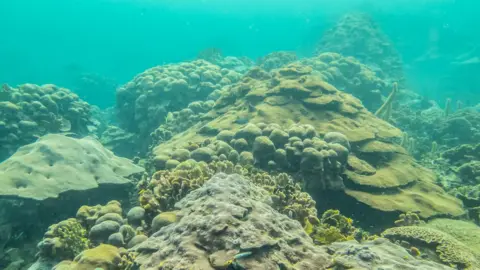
[1, 0, 480, 269]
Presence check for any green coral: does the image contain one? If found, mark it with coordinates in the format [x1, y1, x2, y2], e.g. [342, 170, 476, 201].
[249, 172, 318, 225]
[394, 212, 425, 227]
[304, 209, 360, 245]
[138, 160, 244, 217]
[382, 226, 478, 269]
[38, 218, 90, 260]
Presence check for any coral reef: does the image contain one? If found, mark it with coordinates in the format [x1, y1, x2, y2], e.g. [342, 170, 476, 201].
[52, 244, 125, 270]
[116, 60, 242, 136]
[133, 173, 332, 269]
[257, 51, 298, 71]
[196, 48, 254, 73]
[36, 219, 90, 261]
[0, 83, 95, 160]
[316, 12, 404, 84]
[0, 134, 144, 268]
[0, 134, 143, 201]
[151, 121, 350, 193]
[149, 63, 463, 222]
[300, 52, 388, 110]
[133, 174, 454, 269]
[149, 100, 215, 145]
[327, 238, 453, 270]
[139, 160, 320, 230]
[382, 225, 479, 269]
[99, 126, 140, 159]
[423, 218, 480, 264]
[33, 200, 146, 269]
[304, 209, 361, 245]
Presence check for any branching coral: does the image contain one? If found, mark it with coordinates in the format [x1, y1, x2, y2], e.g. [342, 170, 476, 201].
[138, 160, 245, 218]
[394, 212, 425, 227]
[303, 209, 361, 245]
[37, 218, 90, 260]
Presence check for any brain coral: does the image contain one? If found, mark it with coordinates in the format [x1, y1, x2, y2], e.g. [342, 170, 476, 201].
[116, 60, 242, 136]
[0, 83, 95, 160]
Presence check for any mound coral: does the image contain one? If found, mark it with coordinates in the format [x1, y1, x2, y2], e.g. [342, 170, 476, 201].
[300, 53, 388, 110]
[116, 60, 242, 136]
[34, 200, 150, 269]
[257, 51, 298, 71]
[316, 12, 404, 84]
[149, 62, 463, 222]
[0, 83, 95, 160]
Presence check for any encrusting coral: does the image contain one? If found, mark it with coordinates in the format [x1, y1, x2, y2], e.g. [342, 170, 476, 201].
[382, 226, 479, 269]
[138, 160, 321, 228]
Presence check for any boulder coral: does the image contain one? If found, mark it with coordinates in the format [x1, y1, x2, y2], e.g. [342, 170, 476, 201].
[0, 83, 95, 160]
[149, 63, 463, 222]
[0, 134, 144, 258]
[300, 52, 388, 110]
[316, 12, 404, 84]
[116, 60, 242, 136]
[257, 51, 298, 71]
[35, 200, 148, 268]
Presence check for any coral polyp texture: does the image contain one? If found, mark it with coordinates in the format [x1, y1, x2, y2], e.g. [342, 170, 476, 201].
[115, 60, 242, 136]
[316, 12, 404, 84]
[0, 83, 95, 160]
[149, 63, 463, 221]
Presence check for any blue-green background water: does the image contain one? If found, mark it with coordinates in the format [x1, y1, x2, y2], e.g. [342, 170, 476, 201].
[1, 0, 479, 107]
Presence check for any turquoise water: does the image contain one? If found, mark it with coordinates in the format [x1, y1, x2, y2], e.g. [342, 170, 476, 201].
[2, 0, 478, 107]
[2, 1, 480, 269]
